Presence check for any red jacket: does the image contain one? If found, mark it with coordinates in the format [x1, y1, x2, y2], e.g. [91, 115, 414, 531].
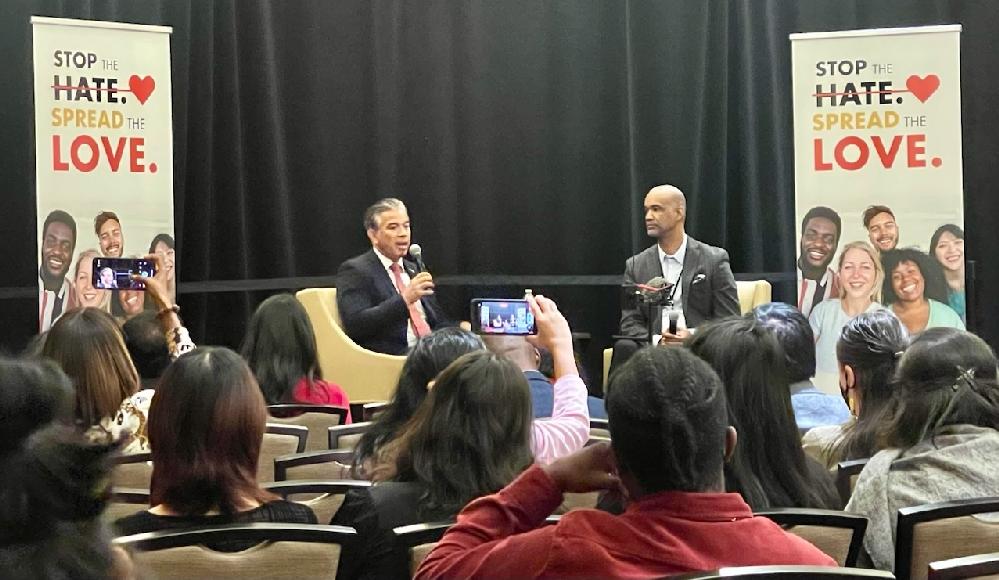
[291, 377, 352, 423]
[417, 466, 835, 579]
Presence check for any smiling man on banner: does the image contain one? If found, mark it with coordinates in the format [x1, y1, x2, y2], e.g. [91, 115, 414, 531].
[39, 210, 77, 331]
[797, 206, 841, 317]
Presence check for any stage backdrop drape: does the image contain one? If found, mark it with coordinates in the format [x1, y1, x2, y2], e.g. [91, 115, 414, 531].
[2, 1, 998, 370]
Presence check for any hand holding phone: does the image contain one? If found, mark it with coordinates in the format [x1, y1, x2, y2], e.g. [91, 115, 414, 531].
[470, 299, 537, 336]
[93, 257, 155, 291]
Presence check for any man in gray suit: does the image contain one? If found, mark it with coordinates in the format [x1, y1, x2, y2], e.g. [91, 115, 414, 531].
[612, 185, 740, 367]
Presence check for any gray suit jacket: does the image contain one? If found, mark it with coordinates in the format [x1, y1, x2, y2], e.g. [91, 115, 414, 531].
[619, 236, 741, 336]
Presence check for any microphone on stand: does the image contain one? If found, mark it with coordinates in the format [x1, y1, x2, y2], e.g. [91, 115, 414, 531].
[409, 243, 428, 273]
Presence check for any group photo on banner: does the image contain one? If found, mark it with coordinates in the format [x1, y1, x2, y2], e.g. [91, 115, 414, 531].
[32, 17, 175, 331]
[790, 26, 966, 393]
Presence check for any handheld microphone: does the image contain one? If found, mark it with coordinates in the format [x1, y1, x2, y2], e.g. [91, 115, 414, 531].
[409, 244, 427, 273]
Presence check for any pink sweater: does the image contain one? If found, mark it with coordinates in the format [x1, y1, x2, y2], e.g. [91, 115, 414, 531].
[529, 373, 589, 465]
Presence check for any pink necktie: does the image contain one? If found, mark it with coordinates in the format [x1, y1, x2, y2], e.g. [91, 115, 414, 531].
[390, 263, 431, 337]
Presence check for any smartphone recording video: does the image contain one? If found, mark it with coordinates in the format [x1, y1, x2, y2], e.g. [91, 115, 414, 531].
[470, 298, 537, 336]
[92, 257, 155, 291]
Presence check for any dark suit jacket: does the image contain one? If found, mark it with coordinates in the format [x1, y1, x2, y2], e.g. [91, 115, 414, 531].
[336, 249, 446, 355]
[620, 236, 740, 336]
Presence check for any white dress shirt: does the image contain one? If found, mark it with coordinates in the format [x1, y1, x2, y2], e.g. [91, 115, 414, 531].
[654, 235, 688, 341]
[374, 247, 427, 347]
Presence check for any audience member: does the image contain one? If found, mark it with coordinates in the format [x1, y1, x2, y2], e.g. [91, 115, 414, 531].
[0, 357, 129, 580]
[114, 347, 317, 550]
[687, 316, 840, 509]
[754, 302, 850, 431]
[809, 241, 890, 374]
[483, 335, 607, 420]
[881, 248, 964, 334]
[122, 311, 171, 389]
[241, 294, 352, 421]
[332, 349, 534, 579]
[797, 206, 841, 317]
[353, 327, 485, 477]
[415, 347, 835, 579]
[802, 310, 908, 468]
[846, 328, 999, 571]
[930, 224, 966, 323]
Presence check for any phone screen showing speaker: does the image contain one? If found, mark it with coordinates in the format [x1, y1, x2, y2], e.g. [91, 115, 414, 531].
[471, 299, 537, 335]
[92, 257, 155, 291]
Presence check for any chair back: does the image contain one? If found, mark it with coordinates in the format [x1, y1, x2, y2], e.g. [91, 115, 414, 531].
[264, 480, 372, 524]
[590, 418, 610, 439]
[267, 405, 348, 452]
[115, 522, 354, 579]
[362, 402, 389, 422]
[328, 422, 372, 450]
[896, 497, 999, 580]
[756, 508, 868, 567]
[736, 280, 773, 314]
[259, 424, 308, 483]
[104, 488, 151, 525]
[112, 451, 154, 490]
[275, 450, 357, 482]
[393, 522, 454, 578]
[835, 458, 869, 505]
[296, 288, 406, 402]
[671, 566, 895, 579]
[928, 551, 999, 580]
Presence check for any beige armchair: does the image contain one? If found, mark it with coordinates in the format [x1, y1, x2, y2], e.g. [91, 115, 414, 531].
[602, 279, 773, 389]
[296, 288, 406, 403]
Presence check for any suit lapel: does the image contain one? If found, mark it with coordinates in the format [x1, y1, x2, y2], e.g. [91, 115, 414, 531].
[366, 249, 399, 298]
[681, 238, 700, 302]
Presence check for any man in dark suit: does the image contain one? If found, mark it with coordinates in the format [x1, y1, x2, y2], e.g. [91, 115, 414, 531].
[612, 185, 740, 368]
[336, 198, 447, 355]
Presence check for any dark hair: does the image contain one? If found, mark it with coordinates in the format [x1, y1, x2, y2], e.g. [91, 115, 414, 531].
[42, 210, 78, 246]
[833, 311, 909, 460]
[241, 294, 323, 405]
[687, 317, 840, 509]
[862, 205, 895, 228]
[880, 248, 950, 305]
[122, 311, 171, 383]
[42, 308, 140, 426]
[879, 328, 999, 450]
[363, 198, 406, 231]
[929, 224, 964, 257]
[148, 347, 277, 515]
[93, 211, 120, 236]
[801, 206, 841, 238]
[394, 351, 533, 515]
[607, 347, 728, 493]
[148, 232, 175, 253]
[0, 357, 119, 579]
[354, 328, 483, 470]
[753, 302, 815, 383]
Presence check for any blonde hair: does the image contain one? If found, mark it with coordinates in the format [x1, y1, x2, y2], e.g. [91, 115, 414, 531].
[837, 241, 884, 303]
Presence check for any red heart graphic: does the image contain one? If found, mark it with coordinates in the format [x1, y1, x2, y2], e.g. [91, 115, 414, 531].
[128, 75, 156, 105]
[906, 74, 939, 103]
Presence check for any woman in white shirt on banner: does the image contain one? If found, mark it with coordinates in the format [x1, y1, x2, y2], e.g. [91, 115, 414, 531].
[810, 241, 891, 375]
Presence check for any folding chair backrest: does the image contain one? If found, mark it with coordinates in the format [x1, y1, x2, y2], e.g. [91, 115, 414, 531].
[756, 508, 868, 567]
[274, 450, 356, 482]
[672, 566, 894, 579]
[897, 498, 999, 580]
[393, 522, 453, 578]
[104, 488, 151, 525]
[112, 452, 154, 490]
[928, 551, 999, 580]
[264, 480, 372, 524]
[259, 424, 308, 483]
[835, 458, 869, 506]
[267, 406, 348, 452]
[327, 422, 372, 450]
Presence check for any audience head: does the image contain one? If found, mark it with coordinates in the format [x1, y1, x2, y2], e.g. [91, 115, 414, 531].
[355, 328, 484, 468]
[481, 335, 538, 371]
[363, 197, 410, 261]
[395, 350, 533, 514]
[799, 206, 841, 274]
[42, 307, 140, 426]
[607, 346, 730, 497]
[834, 310, 909, 459]
[240, 293, 322, 405]
[148, 347, 276, 515]
[0, 357, 119, 579]
[881, 248, 949, 306]
[753, 302, 815, 384]
[687, 316, 838, 509]
[122, 311, 171, 385]
[881, 328, 999, 449]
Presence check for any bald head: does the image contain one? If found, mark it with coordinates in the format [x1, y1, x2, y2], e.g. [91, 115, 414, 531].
[481, 335, 538, 371]
[644, 184, 686, 244]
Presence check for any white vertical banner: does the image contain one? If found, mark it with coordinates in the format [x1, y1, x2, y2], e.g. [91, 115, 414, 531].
[791, 26, 965, 391]
[32, 17, 175, 331]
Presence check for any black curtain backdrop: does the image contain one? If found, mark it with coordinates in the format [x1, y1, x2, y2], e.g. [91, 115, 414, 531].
[3, 1, 998, 383]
